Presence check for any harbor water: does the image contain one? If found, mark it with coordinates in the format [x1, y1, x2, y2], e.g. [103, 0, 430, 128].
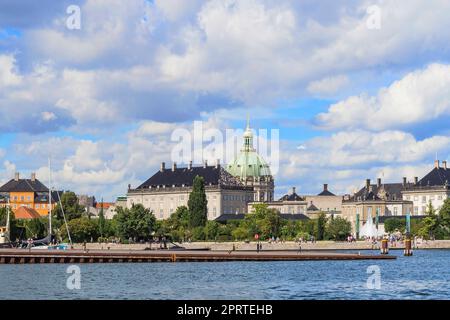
[0, 249, 449, 300]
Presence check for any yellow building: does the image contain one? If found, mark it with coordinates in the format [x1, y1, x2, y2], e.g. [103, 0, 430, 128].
[0, 173, 57, 217]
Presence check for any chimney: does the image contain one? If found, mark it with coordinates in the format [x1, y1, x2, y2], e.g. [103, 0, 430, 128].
[323, 184, 328, 192]
[435, 159, 440, 169]
[402, 177, 407, 187]
[14, 172, 19, 181]
[414, 177, 418, 185]
[443, 160, 447, 170]
[215, 159, 220, 169]
[128, 184, 131, 190]
[188, 161, 192, 170]
[203, 160, 208, 168]
[160, 162, 165, 172]
[31, 173, 36, 182]
[291, 187, 296, 195]
[366, 179, 371, 190]
[377, 178, 381, 188]
[172, 162, 177, 172]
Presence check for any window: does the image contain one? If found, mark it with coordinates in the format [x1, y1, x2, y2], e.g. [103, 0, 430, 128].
[422, 206, 426, 214]
[422, 196, 427, 203]
[405, 196, 411, 200]
[394, 207, 398, 216]
[414, 207, 418, 214]
[414, 196, 418, 201]
[35, 204, 40, 209]
[438, 195, 443, 200]
[27, 196, 31, 201]
[21, 196, 24, 201]
[430, 195, 435, 201]
[213, 208, 216, 217]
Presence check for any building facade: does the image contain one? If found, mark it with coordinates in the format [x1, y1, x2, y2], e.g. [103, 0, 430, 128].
[127, 162, 254, 220]
[402, 160, 450, 215]
[0, 173, 58, 216]
[247, 187, 308, 215]
[342, 178, 414, 235]
[304, 184, 343, 216]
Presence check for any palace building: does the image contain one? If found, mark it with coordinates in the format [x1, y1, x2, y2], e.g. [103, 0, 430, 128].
[0, 172, 58, 217]
[126, 161, 254, 220]
[402, 160, 450, 215]
[127, 120, 275, 220]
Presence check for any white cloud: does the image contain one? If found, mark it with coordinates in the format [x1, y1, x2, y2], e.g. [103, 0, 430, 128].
[277, 129, 450, 195]
[0, 54, 22, 87]
[307, 75, 349, 96]
[316, 64, 450, 130]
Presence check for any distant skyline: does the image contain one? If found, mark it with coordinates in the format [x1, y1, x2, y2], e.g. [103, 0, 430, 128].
[1, 0, 450, 201]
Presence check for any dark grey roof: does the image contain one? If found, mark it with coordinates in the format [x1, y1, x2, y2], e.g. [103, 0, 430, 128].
[278, 192, 304, 201]
[135, 165, 244, 189]
[318, 189, 336, 196]
[0, 179, 49, 193]
[214, 214, 246, 222]
[307, 203, 319, 211]
[347, 183, 408, 202]
[417, 167, 450, 187]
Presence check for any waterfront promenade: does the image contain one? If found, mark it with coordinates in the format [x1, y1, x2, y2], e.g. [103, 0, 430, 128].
[70, 239, 450, 251]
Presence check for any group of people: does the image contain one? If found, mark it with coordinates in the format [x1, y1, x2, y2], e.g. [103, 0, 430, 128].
[295, 236, 316, 244]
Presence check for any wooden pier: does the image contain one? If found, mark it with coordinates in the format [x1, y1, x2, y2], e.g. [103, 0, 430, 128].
[0, 249, 396, 264]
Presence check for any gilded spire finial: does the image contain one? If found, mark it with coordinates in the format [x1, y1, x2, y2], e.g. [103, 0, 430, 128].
[246, 112, 250, 130]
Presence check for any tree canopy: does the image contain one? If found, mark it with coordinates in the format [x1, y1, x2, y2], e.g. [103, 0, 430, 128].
[188, 176, 208, 228]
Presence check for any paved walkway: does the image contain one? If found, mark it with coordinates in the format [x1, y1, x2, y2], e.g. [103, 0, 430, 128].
[69, 240, 450, 251]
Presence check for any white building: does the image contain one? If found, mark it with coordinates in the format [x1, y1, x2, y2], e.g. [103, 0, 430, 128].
[402, 160, 450, 215]
[127, 161, 254, 220]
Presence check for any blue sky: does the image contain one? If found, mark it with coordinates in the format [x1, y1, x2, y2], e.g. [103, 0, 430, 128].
[1, 0, 450, 201]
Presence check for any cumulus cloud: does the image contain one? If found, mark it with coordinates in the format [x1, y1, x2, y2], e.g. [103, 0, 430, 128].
[316, 64, 450, 131]
[277, 129, 450, 195]
[0, 54, 21, 86]
[307, 75, 349, 96]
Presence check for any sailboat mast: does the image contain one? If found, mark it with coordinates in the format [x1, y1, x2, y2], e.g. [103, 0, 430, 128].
[6, 198, 10, 240]
[48, 157, 52, 238]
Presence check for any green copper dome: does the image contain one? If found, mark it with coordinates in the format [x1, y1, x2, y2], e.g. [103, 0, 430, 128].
[226, 120, 272, 180]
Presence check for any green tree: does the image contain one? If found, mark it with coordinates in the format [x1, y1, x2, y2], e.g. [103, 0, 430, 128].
[426, 201, 436, 215]
[242, 204, 282, 240]
[0, 206, 20, 241]
[54, 191, 85, 221]
[204, 221, 220, 240]
[384, 218, 406, 233]
[115, 204, 156, 241]
[438, 198, 450, 238]
[231, 226, 249, 240]
[325, 217, 352, 241]
[61, 217, 98, 243]
[167, 206, 190, 230]
[188, 176, 208, 228]
[315, 212, 327, 240]
[418, 215, 438, 240]
[23, 218, 47, 239]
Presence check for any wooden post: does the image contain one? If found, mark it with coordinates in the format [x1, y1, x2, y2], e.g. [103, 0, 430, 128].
[404, 238, 413, 256]
[380, 238, 389, 254]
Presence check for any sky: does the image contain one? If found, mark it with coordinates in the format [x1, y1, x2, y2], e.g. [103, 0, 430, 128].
[1, 0, 450, 201]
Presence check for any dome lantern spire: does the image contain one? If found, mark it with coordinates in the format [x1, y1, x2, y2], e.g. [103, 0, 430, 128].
[243, 114, 254, 152]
